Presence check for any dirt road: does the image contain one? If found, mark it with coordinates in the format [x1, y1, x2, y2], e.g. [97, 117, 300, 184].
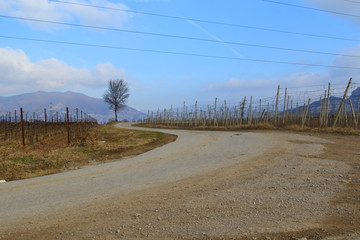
[0, 123, 359, 239]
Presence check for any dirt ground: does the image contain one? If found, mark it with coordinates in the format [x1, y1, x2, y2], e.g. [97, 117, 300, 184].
[0, 130, 359, 240]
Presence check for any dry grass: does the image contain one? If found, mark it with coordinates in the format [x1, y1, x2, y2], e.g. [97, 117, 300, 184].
[135, 122, 360, 135]
[0, 124, 177, 181]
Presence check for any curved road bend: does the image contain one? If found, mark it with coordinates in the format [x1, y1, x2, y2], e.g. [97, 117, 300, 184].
[1, 123, 283, 228]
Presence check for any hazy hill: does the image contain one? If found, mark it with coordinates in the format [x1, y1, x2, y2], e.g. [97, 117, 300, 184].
[306, 87, 360, 115]
[0, 91, 146, 123]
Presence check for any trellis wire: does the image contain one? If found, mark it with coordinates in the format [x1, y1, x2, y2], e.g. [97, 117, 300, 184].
[144, 79, 360, 129]
[0, 107, 97, 146]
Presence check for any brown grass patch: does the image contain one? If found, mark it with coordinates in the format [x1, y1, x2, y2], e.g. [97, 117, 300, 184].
[0, 124, 177, 181]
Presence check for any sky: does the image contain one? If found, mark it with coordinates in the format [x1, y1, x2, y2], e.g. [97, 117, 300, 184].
[0, 0, 360, 111]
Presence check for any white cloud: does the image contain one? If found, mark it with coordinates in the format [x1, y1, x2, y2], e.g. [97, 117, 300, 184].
[0, 47, 127, 95]
[0, 0, 132, 29]
[208, 78, 272, 93]
[208, 73, 326, 94]
[305, 0, 360, 25]
[207, 45, 360, 99]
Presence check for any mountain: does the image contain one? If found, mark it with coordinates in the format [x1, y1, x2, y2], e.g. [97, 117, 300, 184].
[294, 87, 360, 115]
[0, 91, 146, 123]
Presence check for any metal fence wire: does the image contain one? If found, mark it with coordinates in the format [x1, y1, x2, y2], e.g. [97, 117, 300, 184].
[0, 107, 97, 146]
[145, 79, 360, 130]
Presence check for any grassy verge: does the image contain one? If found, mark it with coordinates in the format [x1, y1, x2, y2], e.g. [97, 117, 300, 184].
[0, 124, 177, 181]
[135, 122, 360, 136]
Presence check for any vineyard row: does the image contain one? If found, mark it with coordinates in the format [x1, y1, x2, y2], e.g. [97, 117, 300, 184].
[145, 79, 360, 129]
[0, 107, 97, 146]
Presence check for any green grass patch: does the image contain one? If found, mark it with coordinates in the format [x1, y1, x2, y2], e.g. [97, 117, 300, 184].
[13, 156, 38, 163]
[82, 148, 99, 154]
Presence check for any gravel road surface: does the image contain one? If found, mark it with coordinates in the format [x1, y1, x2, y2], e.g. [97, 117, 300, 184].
[0, 123, 359, 240]
[0, 124, 276, 224]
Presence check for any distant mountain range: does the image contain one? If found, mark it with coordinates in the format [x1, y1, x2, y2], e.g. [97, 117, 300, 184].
[301, 87, 360, 115]
[0, 91, 146, 123]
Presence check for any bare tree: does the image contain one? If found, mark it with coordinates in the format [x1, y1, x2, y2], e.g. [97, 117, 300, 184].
[103, 79, 130, 122]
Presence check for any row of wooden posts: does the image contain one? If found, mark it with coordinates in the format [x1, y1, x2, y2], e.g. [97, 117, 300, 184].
[0, 107, 96, 124]
[1, 107, 97, 146]
[145, 78, 359, 129]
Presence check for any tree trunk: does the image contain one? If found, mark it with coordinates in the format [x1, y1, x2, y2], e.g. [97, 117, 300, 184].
[115, 110, 118, 122]
[114, 105, 118, 122]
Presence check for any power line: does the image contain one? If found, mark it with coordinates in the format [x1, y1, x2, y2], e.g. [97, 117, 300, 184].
[2, 15, 359, 58]
[263, 0, 360, 18]
[1, 34, 360, 70]
[49, 0, 360, 43]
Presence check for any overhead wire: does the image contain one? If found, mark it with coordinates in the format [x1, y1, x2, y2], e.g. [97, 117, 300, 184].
[263, 0, 360, 18]
[1, 14, 359, 58]
[49, 0, 360, 42]
[4, 34, 359, 69]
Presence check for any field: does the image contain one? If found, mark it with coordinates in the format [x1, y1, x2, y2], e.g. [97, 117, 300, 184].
[0, 123, 176, 181]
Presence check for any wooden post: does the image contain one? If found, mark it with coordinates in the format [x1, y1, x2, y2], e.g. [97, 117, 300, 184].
[302, 98, 311, 128]
[226, 104, 230, 126]
[274, 85, 280, 126]
[20, 108, 25, 147]
[240, 97, 246, 126]
[321, 90, 326, 127]
[290, 99, 293, 123]
[66, 107, 70, 145]
[224, 100, 229, 126]
[259, 99, 262, 123]
[3, 114, 7, 141]
[295, 102, 299, 124]
[44, 108, 47, 123]
[44, 108, 48, 134]
[286, 95, 290, 125]
[163, 108, 167, 125]
[325, 83, 331, 127]
[214, 98, 218, 126]
[170, 105, 173, 126]
[259, 109, 266, 122]
[177, 108, 179, 126]
[248, 96, 253, 125]
[182, 102, 186, 127]
[349, 99, 358, 128]
[283, 88, 287, 125]
[333, 78, 352, 128]
[207, 104, 212, 126]
[236, 104, 240, 125]
[319, 95, 323, 127]
[195, 101, 198, 127]
[343, 104, 349, 127]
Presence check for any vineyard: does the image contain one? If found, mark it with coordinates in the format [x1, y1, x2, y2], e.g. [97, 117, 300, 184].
[145, 78, 360, 130]
[0, 107, 97, 147]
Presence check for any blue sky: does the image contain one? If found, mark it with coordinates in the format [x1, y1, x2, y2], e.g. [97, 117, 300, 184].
[0, 0, 360, 111]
